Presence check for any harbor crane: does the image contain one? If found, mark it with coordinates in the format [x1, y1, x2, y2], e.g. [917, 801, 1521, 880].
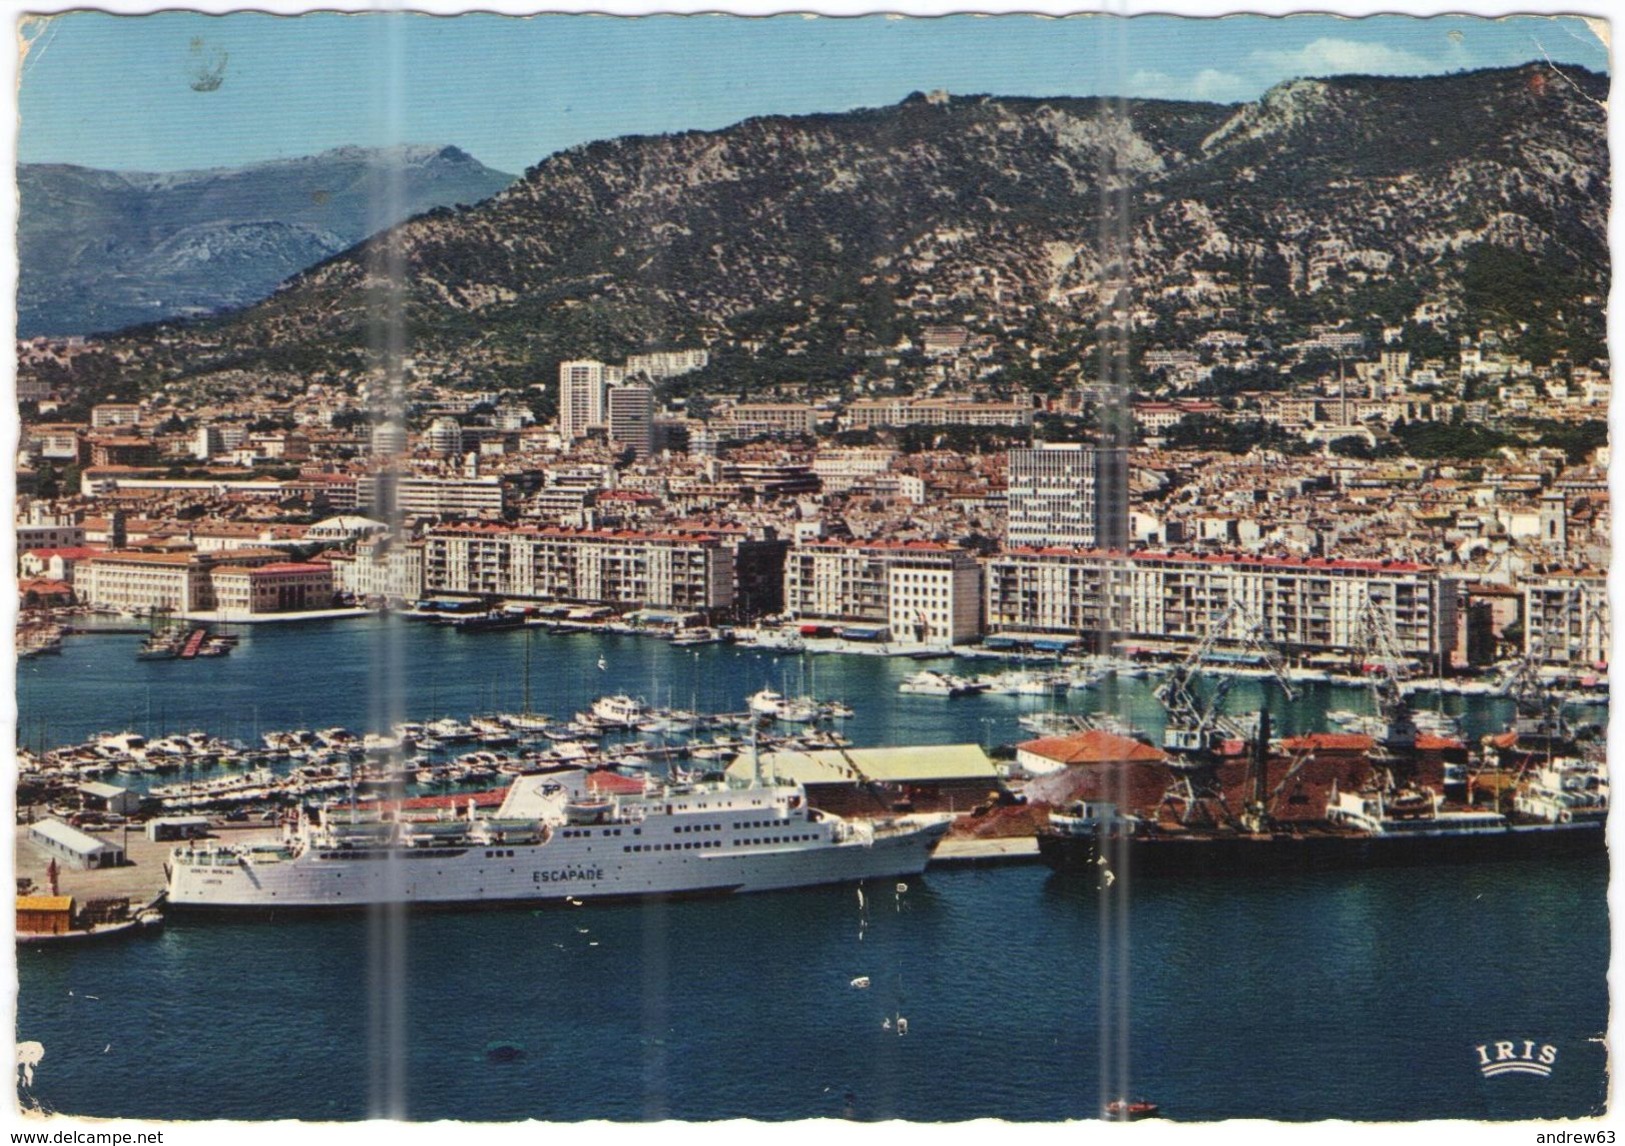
[1497, 593, 1575, 755]
[1355, 593, 1418, 759]
[1155, 600, 1296, 825]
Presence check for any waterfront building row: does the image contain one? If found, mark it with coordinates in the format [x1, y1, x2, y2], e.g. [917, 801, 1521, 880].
[71, 550, 335, 616]
[783, 540, 983, 646]
[983, 548, 1456, 666]
[406, 526, 1602, 668]
[64, 522, 1586, 670]
[422, 525, 747, 615]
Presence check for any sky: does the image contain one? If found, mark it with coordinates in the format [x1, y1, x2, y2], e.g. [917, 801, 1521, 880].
[15, 7, 1612, 176]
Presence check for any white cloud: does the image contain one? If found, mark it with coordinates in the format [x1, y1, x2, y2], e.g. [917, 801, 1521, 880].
[1250, 36, 1437, 78]
[1126, 67, 1252, 104]
[1188, 68, 1254, 103]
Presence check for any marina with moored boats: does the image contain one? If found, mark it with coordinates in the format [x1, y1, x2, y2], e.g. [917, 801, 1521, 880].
[18, 610, 1607, 880]
[13, 599, 1610, 1127]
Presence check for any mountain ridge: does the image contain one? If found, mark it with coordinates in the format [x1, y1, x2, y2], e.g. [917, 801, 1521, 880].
[22, 65, 1608, 406]
[18, 144, 516, 338]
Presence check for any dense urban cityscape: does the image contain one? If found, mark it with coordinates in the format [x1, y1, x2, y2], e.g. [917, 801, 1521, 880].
[16, 331, 1609, 671]
[11, 9, 1612, 1131]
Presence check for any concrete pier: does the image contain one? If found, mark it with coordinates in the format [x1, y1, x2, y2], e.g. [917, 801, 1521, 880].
[13, 817, 280, 903]
[929, 835, 1041, 867]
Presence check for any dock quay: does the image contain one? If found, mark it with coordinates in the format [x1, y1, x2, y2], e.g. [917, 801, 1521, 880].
[14, 818, 282, 904]
[929, 836, 1041, 867]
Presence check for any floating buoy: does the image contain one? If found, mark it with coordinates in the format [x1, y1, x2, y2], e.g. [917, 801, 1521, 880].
[850, 976, 871, 989]
[895, 882, 908, 894]
[896, 1017, 908, 1036]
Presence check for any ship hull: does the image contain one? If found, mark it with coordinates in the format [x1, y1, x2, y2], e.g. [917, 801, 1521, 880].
[1038, 819, 1606, 878]
[167, 821, 949, 912]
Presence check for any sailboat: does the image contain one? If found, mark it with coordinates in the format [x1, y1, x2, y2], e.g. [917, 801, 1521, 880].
[495, 628, 551, 733]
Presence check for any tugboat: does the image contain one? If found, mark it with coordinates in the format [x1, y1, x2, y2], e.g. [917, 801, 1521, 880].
[1103, 1099, 1159, 1121]
[451, 610, 526, 633]
[17, 865, 164, 945]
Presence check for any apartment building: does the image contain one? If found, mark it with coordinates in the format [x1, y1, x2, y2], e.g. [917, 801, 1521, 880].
[625, 349, 708, 379]
[26, 425, 86, 463]
[811, 448, 896, 494]
[90, 403, 141, 429]
[607, 383, 654, 460]
[1522, 572, 1609, 668]
[558, 360, 608, 441]
[783, 540, 982, 645]
[985, 548, 1458, 666]
[724, 403, 817, 440]
[424, 525, 736, 614]
[17, 513, 87, 553]
[845, 398, 1034, 430]
[359, 474, 506, 519]
[331, 536, 425, 604]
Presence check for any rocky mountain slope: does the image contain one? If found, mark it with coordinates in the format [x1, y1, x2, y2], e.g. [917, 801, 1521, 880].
[25, 65, 1606, 401]
[19, 145, 515, 337]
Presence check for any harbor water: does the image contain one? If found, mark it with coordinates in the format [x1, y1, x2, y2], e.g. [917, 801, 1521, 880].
[17, 616, 1529, 755]
[13, 619, 1611, 1121]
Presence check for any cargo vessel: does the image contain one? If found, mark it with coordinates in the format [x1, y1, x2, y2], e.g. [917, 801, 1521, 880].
[1037, 781, 1605, 877]
[165, 769, 952, 912]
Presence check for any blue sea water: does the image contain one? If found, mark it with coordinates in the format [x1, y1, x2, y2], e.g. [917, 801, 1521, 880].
[12, 621, 1612, 1121]
[16, 615, 1523, 754]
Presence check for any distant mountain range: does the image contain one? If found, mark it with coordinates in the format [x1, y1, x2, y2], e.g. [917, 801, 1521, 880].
[21, 65, 1607, 404]
[18, 144, 515, 338]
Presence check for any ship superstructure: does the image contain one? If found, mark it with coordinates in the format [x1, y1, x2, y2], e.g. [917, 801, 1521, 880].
[165, 769, 950, 911]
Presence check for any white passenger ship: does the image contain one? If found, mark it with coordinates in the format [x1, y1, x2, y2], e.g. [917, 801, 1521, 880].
[165, 770, 952, 911]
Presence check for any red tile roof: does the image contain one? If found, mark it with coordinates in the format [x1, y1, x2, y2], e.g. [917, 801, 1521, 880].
[1018, 730, 1165, 765]
[19, 579, 72, 594]
[22, 547, 99, 560]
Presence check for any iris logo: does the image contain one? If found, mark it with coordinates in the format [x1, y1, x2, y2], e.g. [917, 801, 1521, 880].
[1475, 1040, 1558, 1078]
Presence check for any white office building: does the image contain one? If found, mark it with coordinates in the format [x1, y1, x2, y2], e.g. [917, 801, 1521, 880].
[559, 360, 607, 441]
[1006, 443, 1127, 550]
